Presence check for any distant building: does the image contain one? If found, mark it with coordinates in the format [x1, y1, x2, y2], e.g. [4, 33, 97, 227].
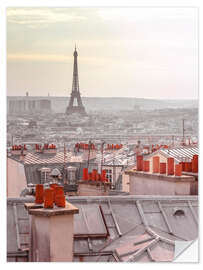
[8, 98, 51, 114]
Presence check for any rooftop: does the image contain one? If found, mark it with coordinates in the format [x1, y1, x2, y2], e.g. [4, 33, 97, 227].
[147, 145, 198, 163]
[7, 195, 198, 262]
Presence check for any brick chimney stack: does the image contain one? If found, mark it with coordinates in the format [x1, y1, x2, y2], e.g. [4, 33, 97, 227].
[25, 202, 79, 262]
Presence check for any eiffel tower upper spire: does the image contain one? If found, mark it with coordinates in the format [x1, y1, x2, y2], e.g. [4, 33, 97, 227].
[65, 46, 87, 116]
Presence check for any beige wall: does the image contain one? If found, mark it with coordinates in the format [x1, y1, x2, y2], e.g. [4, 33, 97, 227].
[78, 182, 110, 196]
[122, 173, 130, 193]
[129, 174, 194, 196]
[7, 158, 27, 198]
[30, 214, 74, 262]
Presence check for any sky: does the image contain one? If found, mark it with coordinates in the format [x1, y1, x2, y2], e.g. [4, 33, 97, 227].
[7, 7, 198, 99]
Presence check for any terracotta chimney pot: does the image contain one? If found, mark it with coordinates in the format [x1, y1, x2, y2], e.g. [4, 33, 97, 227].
[136, 155, 143, 171]
[175, 164, 182, 176]
[153, 156, 160, 173]
[143, 160, 150, 172]
[35, 184, 44, 204]
[44, 188, 54, 209]
[160, 163, 166, 174]
[167, 158, 174, 175]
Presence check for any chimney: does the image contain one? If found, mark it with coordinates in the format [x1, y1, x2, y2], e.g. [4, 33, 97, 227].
[82, 168, 88, 180]
[153, 156, 160, 173]
[167, 158, 174, 175]
[192, 155, 198, 173]
[101, 170, 106, 182]
[175, 164, 182, 176]
[92, 169, 97, 181]
[160, 163, 166, 174]
[96, 173, 100, 181]
[180, 162, 185, 171]
[136, 155, 143, 171]
[50, 183, 59, 203]
[44, 188, 54, 208]
[88, 173, 92, 181]
[143, 160, 150, 172]
[24, 200, 79, 262]
[35, 184, 44, 204]
[185, 162, 192, 172]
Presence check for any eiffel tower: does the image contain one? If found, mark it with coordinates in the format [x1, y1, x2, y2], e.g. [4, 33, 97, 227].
[66, 46, 87, 116]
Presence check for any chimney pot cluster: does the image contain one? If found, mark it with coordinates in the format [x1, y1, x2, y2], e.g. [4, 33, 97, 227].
[35, 183, 66, 209]
[12, 144, 27, 150]
[106, 144, 123, 150]
[180, 155, 198, 173]
[75, 142, 96, 151]
[43, 143, 56, 150]
[136, 154, 198, 177]
[35, 144, 42, 150]
[83, 168, 108, 182]
[35, 143, 57, 152]
[151, 144, 168, 153]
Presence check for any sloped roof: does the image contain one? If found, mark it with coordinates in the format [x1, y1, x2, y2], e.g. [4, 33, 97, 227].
[146, 145, 198, 163]
[24, 152, 82, 165]
[96, 151, 136, 167]
[7, 195, 198, 262]
[24, 162, 87, 185]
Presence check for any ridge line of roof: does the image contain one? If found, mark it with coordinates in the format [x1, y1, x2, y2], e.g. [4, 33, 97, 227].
[7, 195, 198, 204]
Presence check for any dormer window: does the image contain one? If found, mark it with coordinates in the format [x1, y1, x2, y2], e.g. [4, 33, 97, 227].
[173, 208, 185, 216]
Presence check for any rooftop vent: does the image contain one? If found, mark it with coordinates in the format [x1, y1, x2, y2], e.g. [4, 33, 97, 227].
[51, 168, 61, 177]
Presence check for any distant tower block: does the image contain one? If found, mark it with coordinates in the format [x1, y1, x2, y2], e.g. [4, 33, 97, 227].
[66, 46, 87, 116]
[26, 91, 29, 97]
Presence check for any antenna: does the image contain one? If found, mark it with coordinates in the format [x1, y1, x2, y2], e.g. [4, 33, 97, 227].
[64, 143, 67, 168]
[63, 143, 67, 184]
[182, 119, 185, 145]
[87, 140, 92, 170]
[101, 141, 105, 173]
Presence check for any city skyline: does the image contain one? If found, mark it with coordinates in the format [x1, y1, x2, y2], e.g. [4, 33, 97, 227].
[7, 7, 198, 99]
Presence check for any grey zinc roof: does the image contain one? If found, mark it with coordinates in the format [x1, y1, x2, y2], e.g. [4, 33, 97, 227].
[24, 151, 82, 165]
[148, 145, 198, 163]
[24, 161, 93, 185]
[96, 151, 136, 167]
[7, 195, 198, 262]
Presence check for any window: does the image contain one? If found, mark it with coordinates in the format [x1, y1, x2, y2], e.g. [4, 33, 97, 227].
[107, 174, 112, 183]
[173, 209, 185, 216]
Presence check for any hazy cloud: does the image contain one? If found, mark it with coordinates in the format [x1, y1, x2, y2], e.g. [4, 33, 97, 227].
[7, 7, 198, 99]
